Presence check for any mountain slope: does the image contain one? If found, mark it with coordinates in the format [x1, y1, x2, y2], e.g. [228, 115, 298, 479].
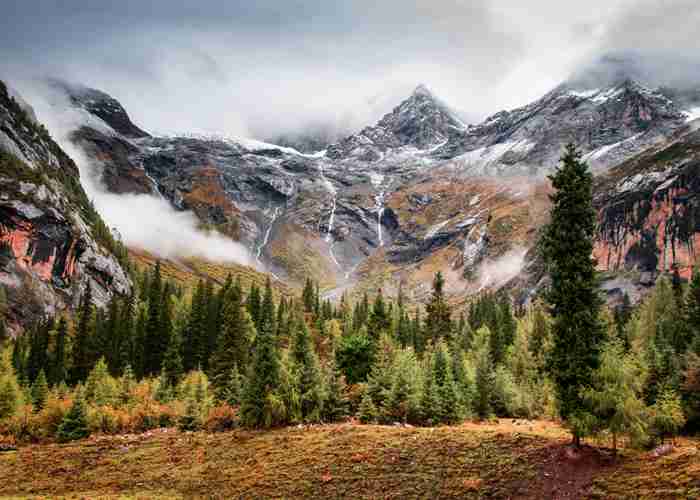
[42, 61, 700, 305]
[434, 78, 692, 175]
[0, 80, 131, 329]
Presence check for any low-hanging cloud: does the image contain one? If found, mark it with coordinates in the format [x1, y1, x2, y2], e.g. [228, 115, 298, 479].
[2, 0, 681, 142]
[17, 81, 254, 266]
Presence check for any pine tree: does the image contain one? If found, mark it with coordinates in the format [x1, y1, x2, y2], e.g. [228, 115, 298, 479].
[384, 349, 421, 423]
[211, 284, 254, 398]
[302, 278, 315, 313]
[358, 390, 378, 424]
[260, 278, 276, 337]
[543, 144, 605, 446]
[291, 316, 325, 422]
[367, 290, 391, 341]
[178, 396, 202, 432]
[247, 283, 262, 332]
[472, 326, 495, 420]
[0, 374, 19, 419]
[162, 330, 184, 389]
[322, 354, 349, 422]
[183, 280, 206, 372]
[583, 339, 648, 453]
[31, 369, 49, 411]
[57, 391, 90, 442]
[223, 364, 243, 406]
[336, 330, 374, 384]
[365, 334, 396, 409]
[26, 318, 50, 383]
[51, 317, 68, 386]
[425, 272, 452, 345]
[420, 356, 441, 425]
[143, 262, 167, 376]
[240, 316, 282, 428]
[120, 364, 136, 406]
[71, 283, 94, 384]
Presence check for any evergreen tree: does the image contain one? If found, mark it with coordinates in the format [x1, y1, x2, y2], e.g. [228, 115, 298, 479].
[57, 391, 90, 442]
[384, 349, 421, 423]
[162, 330, 184, 389]
[302, 278, 315, 313]
[336, 330, 374, 384]
[183, 280, 206, 372]
[291, 316, 325, 422]
[247, 283, 262, 332]
[367, 290, 391, 340]
[31, 369, 49, 411]
[51, 317, 68, 386]
[240, 317, 282, 428]
[178, 396, 202, 432]
[26, 318, 50, 383]
[120, 364, 136, 406]
[223, 364, 244, 406]
[143, 262, 167, 376]
[211, 282, 253, 397]
[260, 278, 276, 337]
[472, 326, 495, 420]
[583, 339, 648, 453]
[425, 272, 452, 345]
[71, 283, 94, 384]
[543, 144, 605, 446]
[322, 354, 349, 422]
[358, 390, 378, 424]
[0, 374, 19, 419]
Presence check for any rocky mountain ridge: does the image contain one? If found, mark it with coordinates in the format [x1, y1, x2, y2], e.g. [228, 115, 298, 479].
[32, 60, 700, 305]
[0, 81, 131, 331]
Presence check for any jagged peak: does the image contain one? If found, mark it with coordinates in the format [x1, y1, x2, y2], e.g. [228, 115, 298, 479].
[412, 83, 433, 98]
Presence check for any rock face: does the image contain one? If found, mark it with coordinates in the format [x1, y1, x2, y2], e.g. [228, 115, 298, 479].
[594, 126, 700, 281]
[0, 80, 131, 330]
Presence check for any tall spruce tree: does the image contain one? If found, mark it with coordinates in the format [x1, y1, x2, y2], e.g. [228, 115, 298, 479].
[143, 262, 166, 376]
[543, 143, 605, 446]
[51, 317, 68, 386]
[241, 280, 281, 428]
[211, 283, 254, 398]
[71, 283, 95, 384]
[183, 280, 206, 372]
[425, 272, 452, 345]
[367, 290, 391, 341]
[291, 315, 325, 422]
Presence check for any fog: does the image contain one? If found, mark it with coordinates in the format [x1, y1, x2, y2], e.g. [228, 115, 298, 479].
[5, 1, 696, 142]
[18, 82, 253, 266]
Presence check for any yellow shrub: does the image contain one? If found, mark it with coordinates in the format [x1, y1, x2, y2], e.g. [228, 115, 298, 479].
[204, 404, 238, 432]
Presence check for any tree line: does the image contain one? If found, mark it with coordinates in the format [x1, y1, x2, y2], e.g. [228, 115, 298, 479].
[0, 145, 698, 449]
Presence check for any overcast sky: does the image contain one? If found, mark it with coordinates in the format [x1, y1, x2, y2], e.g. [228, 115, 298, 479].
[1, 0, 699, 140]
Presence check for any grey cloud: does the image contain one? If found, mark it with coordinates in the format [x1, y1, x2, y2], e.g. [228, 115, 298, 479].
[2, 0, 699, 143]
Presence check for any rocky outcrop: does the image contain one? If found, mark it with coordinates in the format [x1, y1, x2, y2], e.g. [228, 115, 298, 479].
[593, 127, 700, 281]
[0, 80, 131, 330]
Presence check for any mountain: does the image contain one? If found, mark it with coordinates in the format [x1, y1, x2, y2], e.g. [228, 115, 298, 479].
[327, 84, 467, 161]
[0, 81, 131, 330]
[433, 77, 694, 175]
[43, 59, 700, 305]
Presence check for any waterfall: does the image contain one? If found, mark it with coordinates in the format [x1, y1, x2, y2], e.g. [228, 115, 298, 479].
[255, 205, 281, 267]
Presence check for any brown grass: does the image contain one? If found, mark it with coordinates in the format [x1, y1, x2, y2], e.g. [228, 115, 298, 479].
[1, 420, 697, 499]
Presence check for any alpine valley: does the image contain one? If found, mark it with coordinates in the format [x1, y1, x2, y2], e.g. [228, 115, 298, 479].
[3, 55, 700, 327]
